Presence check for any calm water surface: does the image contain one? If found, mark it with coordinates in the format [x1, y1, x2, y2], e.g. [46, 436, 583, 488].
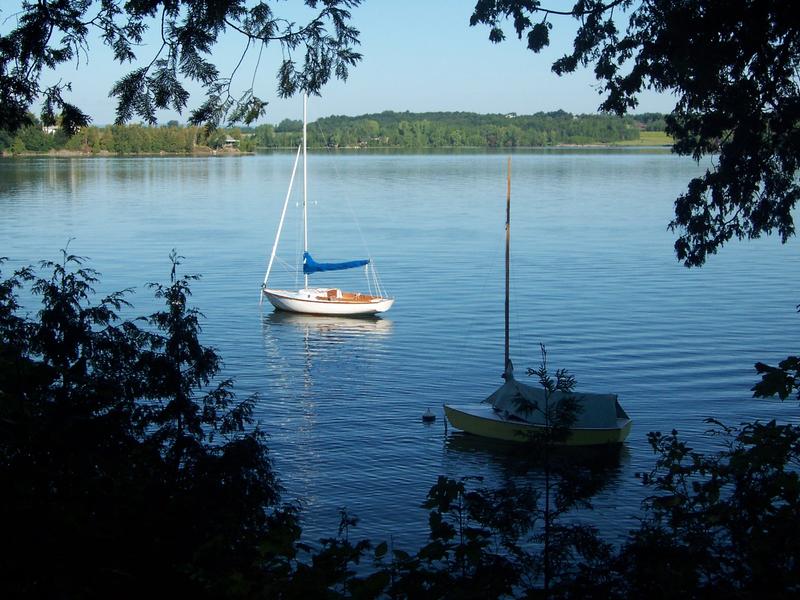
[1, 150, 797, 548]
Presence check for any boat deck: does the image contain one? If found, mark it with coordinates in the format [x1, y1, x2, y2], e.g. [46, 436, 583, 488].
[315, 289, 382, 302]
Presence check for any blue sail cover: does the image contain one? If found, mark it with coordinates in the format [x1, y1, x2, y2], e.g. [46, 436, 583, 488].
[303, 251, 369, 275]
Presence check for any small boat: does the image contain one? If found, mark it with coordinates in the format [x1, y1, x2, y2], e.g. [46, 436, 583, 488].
[444, 363, 632, 445]
[443, 158, 631, 446]
[261, 94, 394, 316]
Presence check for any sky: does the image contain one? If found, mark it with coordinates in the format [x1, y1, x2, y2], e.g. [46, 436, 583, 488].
[20, 1, 677, 126]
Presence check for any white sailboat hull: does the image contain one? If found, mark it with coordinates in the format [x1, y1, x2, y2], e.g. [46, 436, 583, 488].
[263, 288, 394, 316]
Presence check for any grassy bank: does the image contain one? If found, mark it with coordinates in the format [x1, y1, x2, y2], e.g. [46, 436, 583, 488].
[613, 130, 673, 146]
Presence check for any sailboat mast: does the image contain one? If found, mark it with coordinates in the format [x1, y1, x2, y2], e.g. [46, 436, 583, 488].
[303, 93, 309, 290]
[505, 156, 511, 372]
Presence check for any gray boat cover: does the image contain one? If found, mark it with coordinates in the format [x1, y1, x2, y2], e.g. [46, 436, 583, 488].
[485, 375, 622, 429]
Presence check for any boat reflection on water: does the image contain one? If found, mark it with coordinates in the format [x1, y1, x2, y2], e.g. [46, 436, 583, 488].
[257, 310, 395, 534]
[445, 431, 627, 463]
[263, 310, 393, 337]
[443, 431, 630, 502]
[259, 310, 394, 395]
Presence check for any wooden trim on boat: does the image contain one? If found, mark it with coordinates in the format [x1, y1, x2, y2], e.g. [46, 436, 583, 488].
[315, 290, 381, 302]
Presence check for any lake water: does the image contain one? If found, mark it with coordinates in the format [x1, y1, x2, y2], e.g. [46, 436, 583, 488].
[1, 150, 797, 549]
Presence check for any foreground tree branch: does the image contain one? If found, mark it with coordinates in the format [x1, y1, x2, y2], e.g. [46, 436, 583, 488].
[0, 0, 363, 132]
[471, 0, 800, 267]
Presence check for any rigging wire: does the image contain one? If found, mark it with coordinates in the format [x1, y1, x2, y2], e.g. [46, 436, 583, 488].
[312, 119, 391, 297]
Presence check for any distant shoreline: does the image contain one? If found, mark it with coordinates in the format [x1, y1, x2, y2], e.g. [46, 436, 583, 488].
[2, 147, 252, 158]
[2, 111, 671, 155]
[3, 141, 671, 159]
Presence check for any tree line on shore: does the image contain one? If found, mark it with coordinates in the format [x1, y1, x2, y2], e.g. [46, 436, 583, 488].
[0, 112, 667, 155]
[0, 120, 257, 155]
[262, 110, 665, 149]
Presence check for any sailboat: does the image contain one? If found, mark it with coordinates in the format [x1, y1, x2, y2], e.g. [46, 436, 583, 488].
[261, 94, 394, 316]
[444, 158, 632, 446]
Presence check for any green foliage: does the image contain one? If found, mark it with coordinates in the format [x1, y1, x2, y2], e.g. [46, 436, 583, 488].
[276, 119, 304, 133]
[2, 122, 254, 155]
[1, 111, 651, 154]
[636, 112, 668, 132]
[536, 418, 800, 599]
[383, 475, 535, 598]
[0, 1, 363, 132]
[518, 347, 615, 596]
[470, 0, 800, 267]
[14, 124, 55, 152]
[619, 421, 800, 598]
[207, 130, 229, 150]
[522, 344, 580, 445]
[754, 355, 800, 401]
[255, 110, 644, 149]
[0, 251, 290, 598]
[752, 304, 800, 403]
[0, 129, 12, 151]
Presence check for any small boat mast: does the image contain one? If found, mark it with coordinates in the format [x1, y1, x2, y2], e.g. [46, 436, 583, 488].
[504, 156, 511, 376]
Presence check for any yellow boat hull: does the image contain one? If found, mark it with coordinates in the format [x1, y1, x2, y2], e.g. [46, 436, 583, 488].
[444, 404, 632, 446]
